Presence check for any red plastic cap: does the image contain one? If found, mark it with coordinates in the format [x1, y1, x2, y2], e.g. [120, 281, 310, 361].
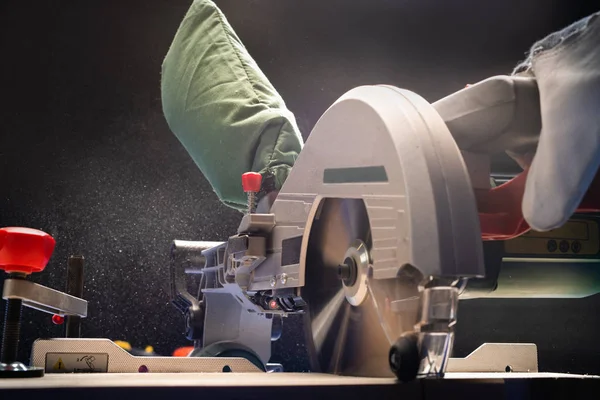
[52, 314, 65, 325]
[0, 227, 56, 274]
[242, 172, 262, 193]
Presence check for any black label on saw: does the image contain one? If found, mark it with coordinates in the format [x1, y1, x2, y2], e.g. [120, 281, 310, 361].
[323, 166, 388, 184]
[281, 236, 303, 266]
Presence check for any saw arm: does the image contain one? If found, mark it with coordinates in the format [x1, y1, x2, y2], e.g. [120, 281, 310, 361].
[434, 75, 600, 240]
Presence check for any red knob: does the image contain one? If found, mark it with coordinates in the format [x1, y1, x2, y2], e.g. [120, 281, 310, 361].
[0, 227, 56, 274]
[242, 172, 262, 193]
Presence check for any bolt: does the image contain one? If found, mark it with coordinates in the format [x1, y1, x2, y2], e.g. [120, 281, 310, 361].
[247, 192, 256, 214]
[66, 255, 84, 339]
[338, 263, 351, 281]
[338, 257, 357, 286]
[1, 297, 23, 364]
[280, 274, 288, 285]
[270, 276, 277, 287]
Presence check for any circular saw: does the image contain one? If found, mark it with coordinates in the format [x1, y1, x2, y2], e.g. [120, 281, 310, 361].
[169, 76, 600, 381]
[270, 84, 484, 380]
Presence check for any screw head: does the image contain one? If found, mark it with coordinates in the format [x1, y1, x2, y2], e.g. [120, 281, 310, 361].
[270, 276, 277, 287]
[280, 273, 288, 285]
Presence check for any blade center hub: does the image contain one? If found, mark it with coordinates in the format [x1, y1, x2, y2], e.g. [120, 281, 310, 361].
[338, 257, 358, 287]
[338, 240, 370, 307]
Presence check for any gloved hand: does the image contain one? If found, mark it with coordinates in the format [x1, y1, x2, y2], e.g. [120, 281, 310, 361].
[161, 0, 303, 212]
[509, 12, 600, 231]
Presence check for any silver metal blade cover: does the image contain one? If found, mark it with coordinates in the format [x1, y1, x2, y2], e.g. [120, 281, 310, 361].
[270, 85, 485, 378]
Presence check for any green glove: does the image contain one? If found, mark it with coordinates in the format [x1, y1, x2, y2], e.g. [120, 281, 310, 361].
[161, 0, 304, 211]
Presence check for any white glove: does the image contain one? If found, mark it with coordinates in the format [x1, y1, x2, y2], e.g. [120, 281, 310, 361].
[511, 12, 600, 231]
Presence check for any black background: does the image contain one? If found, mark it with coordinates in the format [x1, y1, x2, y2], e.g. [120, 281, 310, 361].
[1, 0, 599, 374]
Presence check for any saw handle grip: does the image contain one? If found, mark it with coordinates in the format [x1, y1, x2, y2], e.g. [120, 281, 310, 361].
[477, 171, 600, 240]
[434, 75, 541, 155]
[435, 75, 600, 239]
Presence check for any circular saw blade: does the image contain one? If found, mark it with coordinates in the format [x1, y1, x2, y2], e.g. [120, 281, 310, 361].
[301, 198, 414, 377]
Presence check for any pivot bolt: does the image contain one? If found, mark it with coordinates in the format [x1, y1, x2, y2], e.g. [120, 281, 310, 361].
[338, 264, 351, 280]
[280, 274, 288, 285]
[2, 290, 24, 365]
[338, 257, 357, 287]
[269, 276, 277, 287]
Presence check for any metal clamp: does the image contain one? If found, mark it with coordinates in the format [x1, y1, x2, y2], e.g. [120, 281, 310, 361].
[2, 279, 87, 318]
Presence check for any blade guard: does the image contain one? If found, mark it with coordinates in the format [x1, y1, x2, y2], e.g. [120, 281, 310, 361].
[269, 85, 484, 380]
[272, 84, 485, 283]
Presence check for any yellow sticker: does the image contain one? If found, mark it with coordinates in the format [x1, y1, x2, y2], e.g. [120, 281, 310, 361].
[53, 358, 66, 371]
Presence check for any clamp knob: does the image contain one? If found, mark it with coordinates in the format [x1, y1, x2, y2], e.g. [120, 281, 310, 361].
[241, 172, 262, 214]
[0, 227, 56, 275]
[0, 227, 54, 377]
[242, 172, 262, 193]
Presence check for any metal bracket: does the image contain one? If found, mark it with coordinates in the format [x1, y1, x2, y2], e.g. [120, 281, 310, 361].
[2, 279, 87, 317]
[447, 343, 538, 373]
[31, 339, 262, 373]
[237, 213, 276, 234]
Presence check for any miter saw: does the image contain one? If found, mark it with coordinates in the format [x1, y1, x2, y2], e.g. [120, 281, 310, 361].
[167, 75, 600, 381]
[2, 75, 600, 387]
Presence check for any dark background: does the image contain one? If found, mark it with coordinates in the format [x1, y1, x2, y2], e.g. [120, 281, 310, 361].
[1, 0, 599, 374]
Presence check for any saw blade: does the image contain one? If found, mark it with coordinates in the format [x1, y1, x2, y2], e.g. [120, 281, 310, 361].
[300, 198, 420, 377]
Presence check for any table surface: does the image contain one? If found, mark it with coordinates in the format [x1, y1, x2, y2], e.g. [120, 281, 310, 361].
[0, 372, 598, 389]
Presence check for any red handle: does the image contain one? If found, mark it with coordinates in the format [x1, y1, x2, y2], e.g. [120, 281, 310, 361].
[477, 171, 600, 240]
[242, 172, 262, 193]
[0, 227, 56, 274]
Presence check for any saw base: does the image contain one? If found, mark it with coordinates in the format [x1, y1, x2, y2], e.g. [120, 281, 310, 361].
[0, 372, 598, 399]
